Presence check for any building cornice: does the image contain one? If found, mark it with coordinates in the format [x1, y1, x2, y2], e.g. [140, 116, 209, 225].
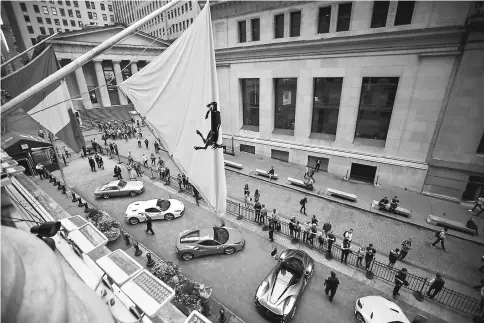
[49, 40, 166, 51]
[210, 1, 309, 20]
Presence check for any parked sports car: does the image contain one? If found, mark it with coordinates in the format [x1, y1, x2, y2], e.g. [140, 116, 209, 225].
[354, 296, 410, 323]
[255, 249, 314, 322]
[176, 226, 245, 261]
[94, 180, 144, 199]
[125, 198, 185, 224]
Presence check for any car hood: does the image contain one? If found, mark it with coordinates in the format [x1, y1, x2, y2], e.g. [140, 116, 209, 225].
[124, 181, 144, 190]
[126, 200, 148, 214]
[359, 296, 410, 323]
[226, 228, 244, 244]
[168, 199, 184, 211]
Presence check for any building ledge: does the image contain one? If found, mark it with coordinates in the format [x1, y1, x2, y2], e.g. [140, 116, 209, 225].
[241, 125, 259, 132]
[309, 132, 336, 142]
[272, 128, 294, 136]
[353, 138, 386, 148]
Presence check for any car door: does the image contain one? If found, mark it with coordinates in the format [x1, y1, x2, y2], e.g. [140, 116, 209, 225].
[106, 186, 120, 196]
[197, 240, 222, 256]
[144, 207, 161, 219]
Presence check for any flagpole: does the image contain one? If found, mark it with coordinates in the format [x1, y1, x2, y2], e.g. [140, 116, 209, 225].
[1, 0, 182, 115]
[0, 32, 59, 68]
[48, 133, 68, 189]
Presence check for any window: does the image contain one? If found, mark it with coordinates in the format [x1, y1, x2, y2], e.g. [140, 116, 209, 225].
[33, 4, 40, 13]
[20, 3, 27, 11]
[394, 1, 415, 26]
[46, 18, 52, 24]
[58, 0, 62, 5]
[183, 21, 185, 29]
[51, 7, 57, 15]
[63, 19, 68, 26]
[477, 134, 484, 154]
[43, 6, 49, 14]
[274, 78, 297, 130]
[85, 1, 90, 9]
[240, 144, 255, 154]
[110, 15, 114, 21]
[57, 28, 62, 32]
[31, 38, 37, 46]
[371, 1, 390, 28]
[66, 0, 70, 5]
[238, 20, 246, 43]
[290, 11, 301, 37]
[88, 12, 92, 19]
[241, 79, 260, 127]
[74, 0, 78, 7]
[101, 3, 105, 10]
[70, 20, 75, 26]
[37, 17, 43, 23]
[102, 14, 107, 21]
[274, 14, 284, 38]
[76, 10, 81, 18]
[27, 26, 34, 33]
[108, 4, 112, 11]
[355, 77, 399, 140]
[24, 15, 30, 22]
[271, 149, 289, 162]
[336, 2, 352, 32]
[251, 18, 260, 41]
[55, 19, 60, 25]
[350, 163, 377, 183]
[190, 18, 193, 23]
[189, 1, 192, 9]
[49, 28, 54, 34]
[68, 9, 73, 17]
[78, 21, 83, 27]
[91, 1, 95, 9]
[318, 6, 331, 34]
[311, 78, 343, 135]
[93, 13, 98, 20]
[199, 240, 220, 246]
[40, 27, 46, 35]
[60, 8, 65, 16]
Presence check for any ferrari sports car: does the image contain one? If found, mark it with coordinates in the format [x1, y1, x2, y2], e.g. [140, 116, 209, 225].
[355, 296, 410, 323]
[125, 198, 185, 224]
[94, 180, 144, 199]
[176, 226, 245, 261]
[255, 249, 314, 322]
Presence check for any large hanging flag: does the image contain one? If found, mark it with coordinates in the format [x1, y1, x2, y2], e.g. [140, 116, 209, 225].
[1, 46, 85, 152]
[118, 2, 227, 215]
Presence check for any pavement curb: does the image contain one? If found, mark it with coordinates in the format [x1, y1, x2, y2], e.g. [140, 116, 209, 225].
[224, 167, 484, 246]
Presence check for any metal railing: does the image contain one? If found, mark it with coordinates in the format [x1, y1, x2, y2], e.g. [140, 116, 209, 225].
[87, 146, 482, 317]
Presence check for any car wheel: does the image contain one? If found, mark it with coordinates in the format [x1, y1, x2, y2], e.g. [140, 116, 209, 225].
[129, 191, 137, 197]
[128, 217, 139, 225]
[103, 194, 110, 199]
[164, 213, 174, 220]
[224, 247, 236, 255]
[182, 253, 194, 261]
[356, 313, 365, 323]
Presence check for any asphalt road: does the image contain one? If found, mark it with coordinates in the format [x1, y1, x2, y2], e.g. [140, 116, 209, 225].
[44, 157, 447, 323]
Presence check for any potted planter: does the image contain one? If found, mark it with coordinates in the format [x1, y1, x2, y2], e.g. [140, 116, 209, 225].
[86, 209, 121, 242]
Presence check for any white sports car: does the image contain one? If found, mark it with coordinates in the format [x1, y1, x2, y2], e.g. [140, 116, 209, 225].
[355, 296, 410, 323]
[125, 198, 185, 225]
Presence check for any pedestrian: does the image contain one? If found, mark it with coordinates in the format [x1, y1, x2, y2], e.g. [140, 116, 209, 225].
[315, 159, 321, 172]
[426, 273, 445, 299]
[91, 140, 97, 153]
[157, 157, 164, 168]
[193, 186, 200, 206]
[268, 166, 275, 180]
[365, 244, 376, 271]
[63, 146, 70, 158]
[88, 157, 96, 172]
[177, 174, 183, 191]
[355, 246, 365, 267]
[127, 165, 135, 180]
[343, 229, 353, 242]
[378, 196, 389, 211]
[470, 196, 484, 216]
[289, 217, 295, 238]
[82, 146, 87, 158]
[61, 154, 67, 166]
[94, 154, 101, 168]
[340, 238, 351, 264]
[268, 220, 274, 242]
[388, 248, 400, 269]
[144, 138, 149, 149]
[128, 151, 134, 165]
[114, 143, 119, 156]
[431, 228, 448, 251]
[300, 195, 308, 215]
[35, 163, 45, 179]
[327, 231, 336, 258]
[393, 268, 408, 299]
[137, 136, 142, 148]
[260, 204, 267, 225]
[295, 221, 302, 241]
[182, 174, 187, 188]
[150, 153, 156, 166]
[244, 193, 250, 207]
[145, 215, 154, 235]
[323, 221, 332, 238]
[399, 237, 412, 260]
[254, 189, 260, 203]
[311, 215, 319, 225]
[318, 232, 326, 250]
[324, 271, 339, 302]
[134, 162, 142, 177]
[244, 184, 249, 196]
[142, 154, 148, 167]
[254, 201, 262, 222]
[154, 141, 160, 153]
[302, 222, 310, 244]
[389, 196, 399, 213]
[467, 218, 479, 236]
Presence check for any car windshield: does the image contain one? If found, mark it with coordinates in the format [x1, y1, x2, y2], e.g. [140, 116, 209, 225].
[180, 230, 200, 244]
[213, 227, 229, 244]
[281, 258, 304, 275]
[156, 199, 170, 211]
[117, 180, 127, 188]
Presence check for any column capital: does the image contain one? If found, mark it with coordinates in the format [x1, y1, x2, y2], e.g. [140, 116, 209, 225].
[112, 60, 122, 64]
[93, 58, 103, 63]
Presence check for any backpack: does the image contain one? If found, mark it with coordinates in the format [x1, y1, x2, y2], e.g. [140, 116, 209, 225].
[434, 231, 440, 238]
[300, 198, 304, 205]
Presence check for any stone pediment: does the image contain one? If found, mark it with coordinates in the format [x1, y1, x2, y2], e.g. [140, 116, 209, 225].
[52, 25, 170, 49]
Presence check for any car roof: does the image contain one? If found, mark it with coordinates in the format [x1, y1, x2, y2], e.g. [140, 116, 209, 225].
[107, 180, 120, 186]
[361, 296, 410, 323]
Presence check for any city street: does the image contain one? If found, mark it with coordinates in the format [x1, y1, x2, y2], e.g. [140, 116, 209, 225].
[74, 129, 483, 295]
[40, 157, 450, 323]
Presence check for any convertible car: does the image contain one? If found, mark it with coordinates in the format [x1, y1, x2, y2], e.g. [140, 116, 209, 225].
[125, 198, 185, 224]
[255, 249, 314, 322]
[94, 180, 144, 199]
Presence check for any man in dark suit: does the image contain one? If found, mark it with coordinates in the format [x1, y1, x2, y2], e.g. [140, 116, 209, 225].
[145, 215, 154, 235]
[324, 271, 340, 302]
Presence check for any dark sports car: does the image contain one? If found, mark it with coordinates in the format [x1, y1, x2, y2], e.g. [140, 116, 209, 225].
[255, 249, 314, 322]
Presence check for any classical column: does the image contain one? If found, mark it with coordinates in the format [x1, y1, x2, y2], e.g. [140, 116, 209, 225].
[93, 59, 111, 108]
[112, 60, 128, 105]
[130, 60, 138, 75]
[74, 66, 93, 110]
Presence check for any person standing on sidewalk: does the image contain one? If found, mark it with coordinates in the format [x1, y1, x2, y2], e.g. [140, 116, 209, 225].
[88, 157, 96, 172]
[343, 229, 353, 242]
[289, 217, 295, 238]
[134, 162, 142, 177]
[254, 201, 262, 223]
[137, 136, 142, 148]
[399, 237, 412, 260]
[388, 248, 400, 269]
[431, 228, 448, 251]
[300, 196, 308, 215]
[144, 138, 149, 149]
[470, 196, 484, 216]
[254, 189, 260, 203]
[426, 273, 445, 299]
[268, 220, 274, 242]
[323, 221, 332, 239]
[177, 174, 183, 191]
[315, 159, 321, 172]
[340, 238, 351, 264]
[63, 146, 70, 158]
[365, 244, 376, 272]
[393, 268, 408, 299]
[327, 231, 336, 258]
[244, 184, 249, 197]
[311, 215, 319, 226]
[145, 215, 154, 235]
[150, 153, 156, 166]
[128, 151, 134, 165]
[142, 154, 148, 167]
[355, 246, 365, 267]
[127, 165, 135, 180]
[324, 271, 339, 302]
[193, 187, 200, 206]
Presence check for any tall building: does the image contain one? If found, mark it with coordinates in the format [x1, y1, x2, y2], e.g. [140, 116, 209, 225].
[112, 0, 200, 40]
[1, 3, 23, 76]
[211, 1, 484, 200]
[1, 0, 116, 52]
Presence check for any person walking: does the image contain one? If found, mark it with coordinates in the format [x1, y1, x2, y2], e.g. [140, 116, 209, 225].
[88, 157, 96, 172]
[145, 215, 154, 235]
[426, 273, 445, 299]
[355, 246, 365, 267]
[94, 154, 101, 168]
[388, 248, 400, 269]
[128, 152, 134, 165]
[300, 196, 308, 215]
[431, 228, 448, 251]
[137, 136, 142, 148]
[327, 231, 336, 259]
[393, 268, 408, 299]
[260, 204, 267, 225]
[480, 286, 484, 312]
[154, 141, 160, 153]
[134, 162, 142, 177]
[157, 157, 164, 168]
[324, 271, 340, 302]
[365, 244, 376, 272]
[340, 238, 351, 264]
[470, 196, 484, 216]
[144, 138, 149, 149]
[389, 196, 399, 213]
[150, 153, 156, 166]
[399, 237, 412, 260]
[142, 154, 148, 167]
[315, 159, 321, 172]
[268, 220, 274, 242]
[254, 201, 262, 223]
